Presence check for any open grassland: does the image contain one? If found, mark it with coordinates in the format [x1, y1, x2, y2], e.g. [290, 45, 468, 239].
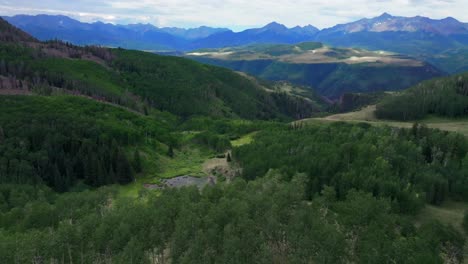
[301, 105, 468, 137]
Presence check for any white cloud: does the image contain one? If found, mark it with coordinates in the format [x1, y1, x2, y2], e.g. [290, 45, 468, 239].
[0, 0, 466, 29]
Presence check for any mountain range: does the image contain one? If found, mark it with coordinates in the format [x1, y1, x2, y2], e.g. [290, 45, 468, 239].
[4, 13, 468, 73]
[3, 14, 318, 51]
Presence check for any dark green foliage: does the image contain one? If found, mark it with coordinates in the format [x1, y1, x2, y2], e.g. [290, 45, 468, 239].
[0, 95, 171, 191]
[133, 149, 142, 173]
[233, 123, 468, 208]
[192, 131, 231, 153]
[376, 72, 468, 120]
[168, 145, 174, 158]
[111, 49, 312, 119]
[0, 42, 321, 120]
[0, 175, 462, 264]
[464, 211, 468, 234]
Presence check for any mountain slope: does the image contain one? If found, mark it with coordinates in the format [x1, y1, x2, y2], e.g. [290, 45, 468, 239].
[320, 13, 468, 35]
[0, 17, 324, 120]
[0, 17, 37, 42]
[315, 13, 468, 72]
[3, 14, 189, 50]
[4, 15, 319, 51]
[187, 43, 444, 98]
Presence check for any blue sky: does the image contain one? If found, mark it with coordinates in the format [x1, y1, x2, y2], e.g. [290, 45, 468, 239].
[0, 0, 467, 30]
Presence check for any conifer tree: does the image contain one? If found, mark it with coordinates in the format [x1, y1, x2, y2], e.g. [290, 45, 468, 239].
[168, 145, 174, 158]
[0, 126, 4, 143]
[133, 149, 142, 173]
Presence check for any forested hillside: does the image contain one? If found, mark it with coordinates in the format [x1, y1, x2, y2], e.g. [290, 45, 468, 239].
[0, 18, 324, 120]
[234, 122, 468, 206]
[376, 72, 468, 120]
[1, 15, 467, 264]
[0, 95, 172, 191]
[1, 122, 466, 263]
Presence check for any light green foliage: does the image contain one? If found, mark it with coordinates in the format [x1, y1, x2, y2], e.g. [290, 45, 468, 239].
[0, 175, 462, 263]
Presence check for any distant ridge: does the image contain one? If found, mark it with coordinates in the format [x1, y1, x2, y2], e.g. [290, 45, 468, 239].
[3, 14, 319, 51]
[3, 13, 468, 72]
[318, 12, 468, 35]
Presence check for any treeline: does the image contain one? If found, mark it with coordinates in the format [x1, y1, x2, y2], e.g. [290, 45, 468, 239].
[0, 177, 464, 263]
[336, 92, 387, 113]
[233, 122, 468, 211]
[376, 72, 468, 120]
[0, 96, 171, 191]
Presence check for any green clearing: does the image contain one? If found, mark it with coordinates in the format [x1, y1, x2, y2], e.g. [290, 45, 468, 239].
[118, 146, 212, 197]
[120, 129, 259, 198]
[231, 132, 258, 147]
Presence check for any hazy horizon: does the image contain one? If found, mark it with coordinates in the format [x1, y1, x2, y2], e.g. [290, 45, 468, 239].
[0, 0, 467, 31]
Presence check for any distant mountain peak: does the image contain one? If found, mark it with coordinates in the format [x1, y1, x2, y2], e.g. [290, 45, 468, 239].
[378, 12, 393, 19]
[441, 16, 460, 23]
[319, 12, 468, 36]
[263, 22, 288, 30]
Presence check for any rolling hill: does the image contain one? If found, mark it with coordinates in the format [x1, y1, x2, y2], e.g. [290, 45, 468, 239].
[0, 18, 326, 120]
[186, 42, 444, 98]
[315, 13, 468, 54]
[375, 71, 468, 120]
[1, 13, 468, 264]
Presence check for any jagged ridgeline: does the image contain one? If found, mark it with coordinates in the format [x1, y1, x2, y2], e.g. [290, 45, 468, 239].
[376, 72, 468, 120]
[0, 18, 326, 120]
